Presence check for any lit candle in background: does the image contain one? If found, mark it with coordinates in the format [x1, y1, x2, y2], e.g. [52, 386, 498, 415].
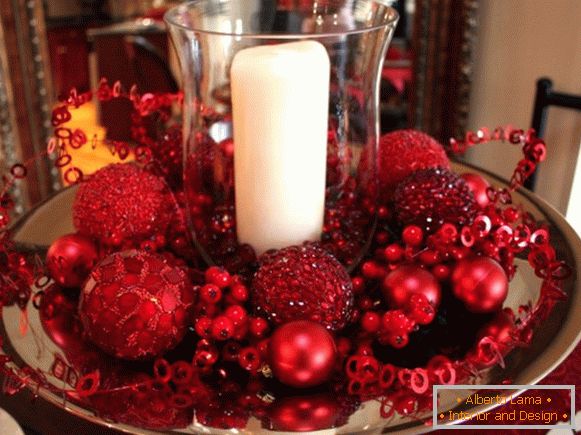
[231, 41, 330, 255]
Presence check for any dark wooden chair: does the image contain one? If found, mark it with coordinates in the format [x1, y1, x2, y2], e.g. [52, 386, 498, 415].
[526, 78, 581, 190]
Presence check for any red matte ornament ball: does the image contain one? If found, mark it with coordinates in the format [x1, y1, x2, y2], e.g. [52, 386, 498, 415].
[79, 250, 195, 360]
[269, 320, 337, 388]
[73, 163, 172, 246]
[451, 256, 509, 313]
[461, 172, 491, 208]
[46, 233, 99, 288]
[382, 264, 441, 308]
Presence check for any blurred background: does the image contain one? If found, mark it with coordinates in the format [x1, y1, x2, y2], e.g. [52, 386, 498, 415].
[0, 0, 579, 232]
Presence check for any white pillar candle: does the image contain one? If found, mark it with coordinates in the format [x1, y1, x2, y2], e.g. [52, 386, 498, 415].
[231, 41, 330, 255]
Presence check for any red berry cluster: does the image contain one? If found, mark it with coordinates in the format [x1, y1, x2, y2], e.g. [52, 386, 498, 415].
[359, 294, 435, 349]
[193, 266, 270, 374]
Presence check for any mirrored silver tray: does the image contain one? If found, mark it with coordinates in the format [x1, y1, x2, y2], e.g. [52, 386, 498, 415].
[1, 162, 580, 434]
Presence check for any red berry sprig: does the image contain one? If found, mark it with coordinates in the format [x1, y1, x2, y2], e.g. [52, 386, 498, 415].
[192, 266, 270, 375]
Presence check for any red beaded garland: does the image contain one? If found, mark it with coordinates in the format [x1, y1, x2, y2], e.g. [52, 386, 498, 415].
[46, 233, 99, 288]
[79, 250, 194, 360]
[269, 321, 337, 388]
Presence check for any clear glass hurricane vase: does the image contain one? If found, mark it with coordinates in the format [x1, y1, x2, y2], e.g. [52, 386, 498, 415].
[166, 0, 398, 271]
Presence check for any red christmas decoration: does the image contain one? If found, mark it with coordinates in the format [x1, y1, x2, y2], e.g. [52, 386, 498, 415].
[451, 256, 509, 313]
[382, 264, 441, 308]
[266, 394, 341, 431]
[79, 250, 195, 360]
[73, 163, 172, 246]
[46, 233, 99, 288]
[377, 129, 449, 200]
[252, 245, 353, 331]
[461, 172, 491, 208]
[0, 79, 571, 432]
[477, 309, 515, 354]
[269, 320, 337, 388]
[394, 167, 478, 233]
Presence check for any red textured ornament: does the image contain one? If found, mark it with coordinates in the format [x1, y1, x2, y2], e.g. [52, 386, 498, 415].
[394, 167, 478, 233]
[451, 256, 508, 313]
[378, 129, 449, 200]
[269, 320, 337, 388]
[266, 394, 340, 431]
[46, 233, 99, 288]
[461, 172, 491, 208]
[382, 264, 441, 308]
[252, 245, 353, 331]
[73, 163, 172, 245]
[79, 250, 195, 360]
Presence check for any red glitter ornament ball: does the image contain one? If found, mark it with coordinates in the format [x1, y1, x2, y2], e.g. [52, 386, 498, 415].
[394, 167, 478, 233]
[451, 256, 509, 313]
[46, 233, 99, 288]
[252, 245, 353, 331]
[269, 320, 337, 388]
[378, 129, 449, 200]
[73, 163, 172, 245]
[79, 250, 194, 360]
[461, 172, 491, 208]
[382, 264, 441, 308]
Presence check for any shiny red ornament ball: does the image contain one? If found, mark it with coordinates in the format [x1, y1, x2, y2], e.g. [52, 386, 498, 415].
[477, 309, 515, 354]
[266, 394, 340, 431]
[73, 163, 172, 245]
[382, 264, 441, 308]
[269, 320, 337, 388]
[252, 245, 353, 331]
[451, 256, 508, 313]
[79, 250, 194, 360]
[46, 233, 99, 288]
[461, 172, 491, 208]
[378, 129, 449, 200]
[394, 167, 478, 233]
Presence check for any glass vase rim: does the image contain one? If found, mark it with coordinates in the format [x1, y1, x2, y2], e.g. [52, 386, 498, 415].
[164, 0, 399, 39]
